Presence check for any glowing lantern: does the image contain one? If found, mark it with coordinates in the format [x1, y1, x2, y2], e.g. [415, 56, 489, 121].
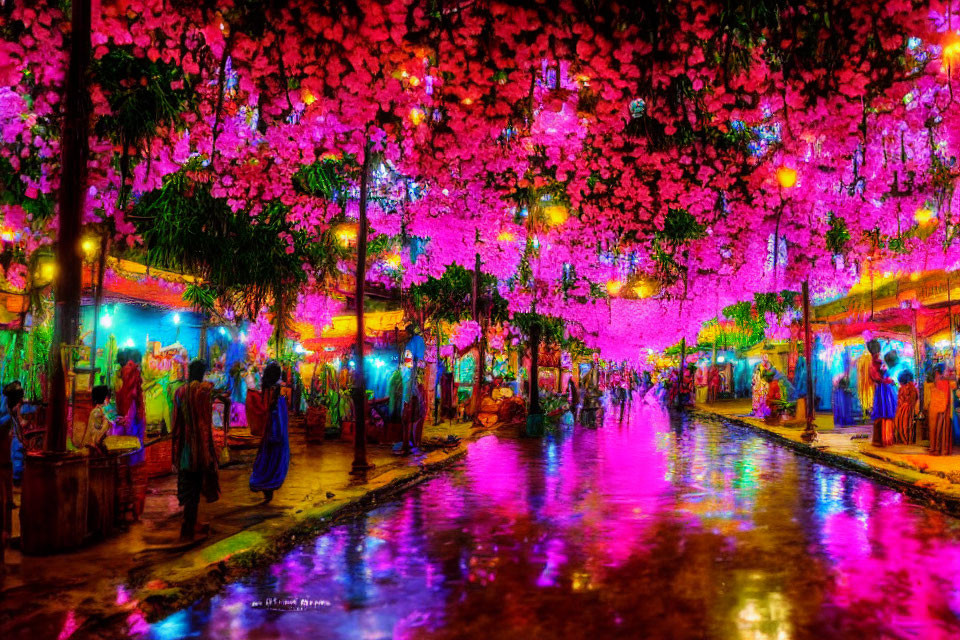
[408, 76, 421, 87]
[910, 271, 921, 282]
[301, 89, 316, 105]
[914, 207, 935, 224]
[334, 223, 359, 246]
[38, 261, 57, 284]
[461, 97, 474, 105]
[0, 228, 13, 242]
[606, 280, 624, 297]
[944, 36, 960, 65]
[497, 230, 516, 243]
[543, 205, 568, 226]
[383, 253, 402, 269]
[409, 108, 425, 125]
[776, 166, 797, 189]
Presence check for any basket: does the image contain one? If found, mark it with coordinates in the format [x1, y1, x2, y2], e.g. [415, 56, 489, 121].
[144, 438, 173, 479]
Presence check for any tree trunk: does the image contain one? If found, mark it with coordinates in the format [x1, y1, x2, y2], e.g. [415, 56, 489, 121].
[529, 321, 541, 415]
[351, 141, 373, 474]
[47, 0, 92, 452]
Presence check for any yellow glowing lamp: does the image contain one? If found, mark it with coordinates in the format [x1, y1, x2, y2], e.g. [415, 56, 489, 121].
[461, 97, 474, 105]
[81, 238, 98, 258]
[334, 223, 359, 246]
[914, 207, 935, 224]
[0, 228, 14, 242]
[301, 89, 316, 106]
[910, 271, 921, 282]
[497, 230, 516, 243]
[606, 280, 624, 297]
[776, 166, 797, 189]
[944, 37, 960, 64]
[39, 261, 57, 282]
[409, 108, 425, 126]
[383, 253, 402, 269]
[408, 75, 420, 87]
[543, 205, 568, 226]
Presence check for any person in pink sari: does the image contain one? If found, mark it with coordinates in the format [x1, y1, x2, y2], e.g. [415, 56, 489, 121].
[114, 349, 146, 465]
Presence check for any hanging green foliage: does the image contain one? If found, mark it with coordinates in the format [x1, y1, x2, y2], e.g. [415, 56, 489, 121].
[131, 168, 341, 318]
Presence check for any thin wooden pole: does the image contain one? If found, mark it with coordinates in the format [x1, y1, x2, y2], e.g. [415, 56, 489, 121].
[677, 338, 686, 408]
[912, 306, 923, 444]
[801, 281, 818, 443]
[351, 142, 374, 475]
[88, 233, 109, 388]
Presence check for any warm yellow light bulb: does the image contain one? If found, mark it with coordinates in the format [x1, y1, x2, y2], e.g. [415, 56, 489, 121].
[497, 230, 515, 243]
[543, 205, 568, 226]
[776, 166, 797, 189]
[914, 207, 935, 224]
[383, 253, 401, 269]
[606, 280, 623, 296]
[409, 108, 425, 126]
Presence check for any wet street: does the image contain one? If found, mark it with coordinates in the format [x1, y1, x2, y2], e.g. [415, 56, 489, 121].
[142, 404, 960, 640]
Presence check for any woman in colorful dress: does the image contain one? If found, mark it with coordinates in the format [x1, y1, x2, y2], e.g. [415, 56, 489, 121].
[832, 375, 856, 427]
[929, 364, 952, 455]
[694, 366, 708, 404]
[867, 341, 897, 447]
[249, 361, 290, 503]
[893, 370, 918, 444]
[752, 361, 770, 418]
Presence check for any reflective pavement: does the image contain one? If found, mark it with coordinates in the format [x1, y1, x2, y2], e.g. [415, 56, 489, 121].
[143, 403, 960, 639]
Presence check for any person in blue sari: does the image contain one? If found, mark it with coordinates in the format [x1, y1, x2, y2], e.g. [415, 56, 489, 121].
[249, 361, 290, 503]
[832, 375, 856, 427]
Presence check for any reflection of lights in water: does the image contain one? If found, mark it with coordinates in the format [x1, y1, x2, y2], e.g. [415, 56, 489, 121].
[56, 610, 79, 640]
[545, 437, 558, 475]
[149, 609, 191, 640]
[733, 574, 792, 640]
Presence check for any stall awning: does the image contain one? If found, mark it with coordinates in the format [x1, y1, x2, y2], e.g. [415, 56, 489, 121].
[825, 306, 949, 344]
[297, 309, 407, 351]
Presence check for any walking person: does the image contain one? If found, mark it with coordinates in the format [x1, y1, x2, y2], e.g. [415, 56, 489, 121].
[250, 361, 290, 503]
[171, 359, 221, 541]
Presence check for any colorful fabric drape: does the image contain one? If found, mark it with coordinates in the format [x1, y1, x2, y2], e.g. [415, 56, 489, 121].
[893, 383, 917, 444]
[115, 362, 146, 465]
[171, 381, 220, 505]
[246, 389, 268, 438]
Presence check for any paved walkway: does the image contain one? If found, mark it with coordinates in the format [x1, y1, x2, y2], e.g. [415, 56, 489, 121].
[1, 417, 479, 639]
[697, 399, 960, 508]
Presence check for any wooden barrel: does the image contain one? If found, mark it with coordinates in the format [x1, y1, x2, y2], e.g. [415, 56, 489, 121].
[21, 453, 89, 555]
[87, 453, 118, 539]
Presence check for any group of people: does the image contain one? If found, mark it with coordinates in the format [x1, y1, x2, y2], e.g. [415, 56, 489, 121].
[172, 358, 291, 540]
[0, 351, 293, 557]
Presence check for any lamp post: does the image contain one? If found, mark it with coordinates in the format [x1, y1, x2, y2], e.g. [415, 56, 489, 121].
[800, 281, 818, 443]
[350, 141, 374, 476]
